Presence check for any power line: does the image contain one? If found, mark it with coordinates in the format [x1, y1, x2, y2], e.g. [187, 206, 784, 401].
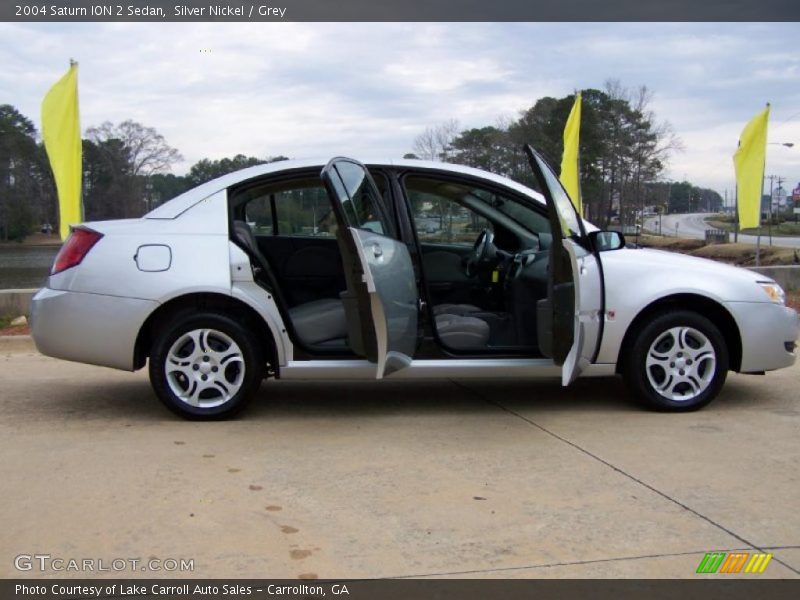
[773, 110, 800, 130]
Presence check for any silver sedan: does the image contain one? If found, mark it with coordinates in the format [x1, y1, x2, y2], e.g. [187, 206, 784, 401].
[30, 147, 799, 419]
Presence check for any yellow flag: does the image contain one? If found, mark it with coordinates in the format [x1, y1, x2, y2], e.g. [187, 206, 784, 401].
[42, 63, 82, 240]
[560, 92, 582, 215]
[733, 104, 769, 230]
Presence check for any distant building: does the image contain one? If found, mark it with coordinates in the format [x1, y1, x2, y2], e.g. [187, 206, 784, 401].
[771, 186, 787, 210]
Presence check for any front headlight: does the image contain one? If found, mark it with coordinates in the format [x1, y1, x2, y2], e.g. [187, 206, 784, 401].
[758, 281, 786, 304]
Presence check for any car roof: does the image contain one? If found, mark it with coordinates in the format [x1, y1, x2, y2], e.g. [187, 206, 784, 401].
[145, 158, 546, 219]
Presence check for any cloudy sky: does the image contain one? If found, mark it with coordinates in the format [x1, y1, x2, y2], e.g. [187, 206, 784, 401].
[1, 22, 799, 198]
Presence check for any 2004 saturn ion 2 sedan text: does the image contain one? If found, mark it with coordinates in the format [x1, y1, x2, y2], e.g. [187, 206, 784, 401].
[31, 146, 799, 419]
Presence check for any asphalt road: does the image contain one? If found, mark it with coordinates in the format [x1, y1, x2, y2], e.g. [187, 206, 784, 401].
[644, 213, 800, 249]
[1, 342, 799, 579]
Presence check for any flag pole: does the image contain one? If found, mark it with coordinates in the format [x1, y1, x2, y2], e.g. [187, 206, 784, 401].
[756, 180, 762, 266]
[755, 102, 770, 267]
[71, 59, 83, 223]
[577, 136, 584, 219]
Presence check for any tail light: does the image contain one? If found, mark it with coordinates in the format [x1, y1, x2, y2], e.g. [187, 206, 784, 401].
[51, 227, 104, 275]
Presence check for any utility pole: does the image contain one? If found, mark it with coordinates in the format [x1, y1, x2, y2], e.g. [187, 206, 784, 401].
[777, 176, 786, 235]
[666, 182, 672, 215]
[765, 175, 786, 247]
[767, 175, 775, 247]
[756, 172, 767, 267]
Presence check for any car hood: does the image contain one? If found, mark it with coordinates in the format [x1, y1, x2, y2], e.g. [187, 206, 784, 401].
[623, 247, 769, 285]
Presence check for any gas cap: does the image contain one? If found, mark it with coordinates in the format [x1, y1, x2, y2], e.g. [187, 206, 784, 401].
[135, 244, 172, 272]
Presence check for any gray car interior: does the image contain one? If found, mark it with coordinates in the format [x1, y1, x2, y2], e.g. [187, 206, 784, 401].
[233, 221, 349, 345]
[233, 218, 489, 351]
[407, 176, 552, 352]
[231, 170, 551, 354]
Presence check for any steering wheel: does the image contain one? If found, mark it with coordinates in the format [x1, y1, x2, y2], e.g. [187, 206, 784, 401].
[465, 229, 496, 278]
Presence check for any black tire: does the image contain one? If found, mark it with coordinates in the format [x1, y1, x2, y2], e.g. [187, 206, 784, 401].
[622, 310, 729, 412]
[149, 311, 264, 420]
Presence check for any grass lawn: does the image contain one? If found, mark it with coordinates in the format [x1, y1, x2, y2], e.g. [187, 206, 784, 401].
[638, 234, 799, 266]
[0, 315, 29, 336]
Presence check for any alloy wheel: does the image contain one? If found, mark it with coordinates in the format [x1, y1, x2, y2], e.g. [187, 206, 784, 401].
[645, 326, 717, 402]
[165, 328, 245, 408]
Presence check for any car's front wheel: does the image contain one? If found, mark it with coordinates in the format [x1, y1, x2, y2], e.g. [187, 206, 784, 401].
[149, 311, 264, 419]
[623, 310, 729, 411]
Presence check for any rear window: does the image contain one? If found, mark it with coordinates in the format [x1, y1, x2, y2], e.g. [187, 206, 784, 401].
[238, 172, 391, 238]
[241, 180, 336, 237]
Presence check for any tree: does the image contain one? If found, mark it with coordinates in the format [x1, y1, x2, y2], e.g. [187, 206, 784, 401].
[84, 120, 183, 218]
[186, 154, 288, 187]
[0, 108, 302, 236]
[86, 120, 182, 177]
[149, 173, 191, 207]
[147, 154, 291, 208]
[648, 181, 722, 214]
[698, 187, 723, 213]
[505, 94, 576, 186]
[450, 126, 509, 173]
[413, 82, 682, 227]
[412, 119, 460, 161]
[82, 137, 135, 220]
[0, 105, 54, 240]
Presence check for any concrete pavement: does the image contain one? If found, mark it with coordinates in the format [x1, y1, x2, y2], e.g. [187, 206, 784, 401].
[1, 346, 798, 579]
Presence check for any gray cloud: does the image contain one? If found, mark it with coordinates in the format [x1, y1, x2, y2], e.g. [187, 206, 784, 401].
[1, 22, 798, 195]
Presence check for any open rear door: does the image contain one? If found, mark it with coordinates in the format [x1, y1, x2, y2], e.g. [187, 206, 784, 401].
[321, 157, 418, 377]
[524, 145, 604, 385]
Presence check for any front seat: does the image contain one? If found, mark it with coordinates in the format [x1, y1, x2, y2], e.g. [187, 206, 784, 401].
[433, 303, 482, 317]
[233, 221, 348, 345]
[435, 314, 490, 350]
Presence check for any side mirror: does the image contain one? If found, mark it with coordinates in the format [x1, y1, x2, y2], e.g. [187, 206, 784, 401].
[589, 230, 626, 252]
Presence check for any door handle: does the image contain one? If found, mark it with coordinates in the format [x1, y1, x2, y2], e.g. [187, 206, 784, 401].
[371, 243, 383, 257]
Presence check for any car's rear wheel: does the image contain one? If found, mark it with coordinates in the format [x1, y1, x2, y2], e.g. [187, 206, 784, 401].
[149, 311, 264, 419]
[623, 310, 728, 411]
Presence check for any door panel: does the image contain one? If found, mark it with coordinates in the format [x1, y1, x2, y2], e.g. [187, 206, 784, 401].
[322, 157, 419, 377]
[351, 227, 418, 373]
[561, 240, 603, 385]
[571, 247, 603, 382]
[525, 145, 604, 384]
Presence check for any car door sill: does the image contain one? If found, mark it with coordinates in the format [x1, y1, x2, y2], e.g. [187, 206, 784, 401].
[280, 359, 615, 380]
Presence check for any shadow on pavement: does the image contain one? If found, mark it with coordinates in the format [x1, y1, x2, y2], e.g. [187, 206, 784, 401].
[6, 369, 777, 426]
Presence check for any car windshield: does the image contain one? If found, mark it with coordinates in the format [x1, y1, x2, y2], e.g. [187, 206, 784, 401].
[468, 188, 550, 234]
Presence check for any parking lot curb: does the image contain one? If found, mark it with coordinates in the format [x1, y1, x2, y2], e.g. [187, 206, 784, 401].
[0, 335, 36, 354]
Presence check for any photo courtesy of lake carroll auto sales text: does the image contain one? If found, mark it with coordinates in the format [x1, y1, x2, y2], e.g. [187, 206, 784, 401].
[1, 1, 799, 599]
[15, 583, 347, 597]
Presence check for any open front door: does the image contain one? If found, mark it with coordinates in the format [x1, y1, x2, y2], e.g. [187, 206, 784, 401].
[321, 157, 418, 377]
[524, 145, 604, 385]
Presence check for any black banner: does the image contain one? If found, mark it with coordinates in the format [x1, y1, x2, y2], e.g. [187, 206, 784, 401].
[3, 579, 800, 600]
[3, 0, 800, 22]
